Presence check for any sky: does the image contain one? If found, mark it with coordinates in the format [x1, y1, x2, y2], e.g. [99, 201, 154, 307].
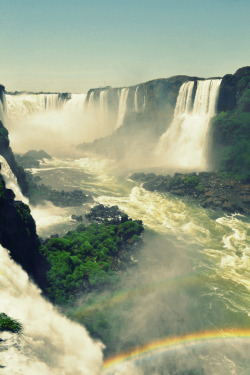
[0, 0, 249, 93]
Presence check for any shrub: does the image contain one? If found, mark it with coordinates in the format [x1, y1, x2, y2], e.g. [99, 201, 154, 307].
[0, 313, 22, 333]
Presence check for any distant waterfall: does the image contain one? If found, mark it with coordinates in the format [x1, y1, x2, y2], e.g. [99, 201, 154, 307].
[6, 94, 61, 120]
[134, 86, 145, 113]
[99, 90, 108, 119]
[63, 93, 87, 112]
[0, 156, 29, 204]
[116, 88, 129, 129]
[134, 86, 139, 112]
[0, 244, 103, 375]
[158, 79, 221, 171]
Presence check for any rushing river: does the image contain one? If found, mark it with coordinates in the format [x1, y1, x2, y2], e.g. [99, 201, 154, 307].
[26, 156, 250, 375]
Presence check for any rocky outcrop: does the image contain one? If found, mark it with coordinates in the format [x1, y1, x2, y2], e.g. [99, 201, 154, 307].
[0, 85, 29, 195]
[15, 149, 52, 168]
[210, 66, 250, 179]
[217, 66, 250, 112]
[85, 204, 126, 224]
[130, 172, 250, 214]
[0, 173, 45, 286]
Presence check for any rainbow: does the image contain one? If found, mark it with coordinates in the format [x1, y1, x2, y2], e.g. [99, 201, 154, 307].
[71, 272, 205, 319]
[103, 329, 250, 370]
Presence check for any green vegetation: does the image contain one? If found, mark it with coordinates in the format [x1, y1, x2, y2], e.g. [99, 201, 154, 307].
[195, 184, 204, 193]
[0, 313, 22, 333]
[41, 217, 144, 304]
[212, 71, 250, 182]
[184, 175, 199, 187]
[212, 111, 250, 181]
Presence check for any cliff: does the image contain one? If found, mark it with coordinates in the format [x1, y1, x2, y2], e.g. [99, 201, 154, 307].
[211, 66, 250, 181]
[79, 75, 200, 159]
[0, 173, 45, 285]
[0, 86, 29, 194]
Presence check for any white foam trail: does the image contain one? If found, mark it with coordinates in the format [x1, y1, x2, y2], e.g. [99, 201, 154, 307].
[158, 79, 221, 170]
[0, 155, 29, 204]
[0, 244, 103, 374]
[116, 88, 129, 129]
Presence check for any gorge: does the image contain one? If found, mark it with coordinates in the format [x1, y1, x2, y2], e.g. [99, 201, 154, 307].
[0, 66, 250, 375]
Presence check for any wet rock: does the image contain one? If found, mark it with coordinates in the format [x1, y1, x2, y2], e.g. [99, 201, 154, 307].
[86, 204, 125, 224]
[71, 215, 83, 222]
[130, 171, 250, 214]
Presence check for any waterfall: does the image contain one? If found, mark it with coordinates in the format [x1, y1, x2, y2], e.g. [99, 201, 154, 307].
[0, 91, 7, 124]
[63, 93, 87, 112]
[0, 156, 29, 204]
[88, 91, 95, 112]
[174, 81, 194, 115]
[116, 88, 129, 129]
[0, 244, 103, 375]
[6, 94, 61, 120]
[100, 90, 108, 119]
[158, 79, 221, 171]
[134, 86, 139, 112]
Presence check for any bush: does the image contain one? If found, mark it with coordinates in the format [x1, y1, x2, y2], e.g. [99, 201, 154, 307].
[41, 217, 144, 304]
[184, 175, 199, 187]
[0, 313, 22, 333]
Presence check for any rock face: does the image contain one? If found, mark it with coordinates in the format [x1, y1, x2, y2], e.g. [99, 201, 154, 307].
[130, 172, 250, 214]
[0, 85, 29, 195]
[210, 66, 250, 179]
[217, 66, 250, 112]
[15, 149, 52, 168]
[0, 173, 45, 285]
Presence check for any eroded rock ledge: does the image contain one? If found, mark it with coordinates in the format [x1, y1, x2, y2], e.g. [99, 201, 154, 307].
[130, 172, 250, 214]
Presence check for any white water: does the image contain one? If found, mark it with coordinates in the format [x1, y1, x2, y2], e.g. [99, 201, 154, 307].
[134, 87, 139, 112]
[0, 245, 103, 375]
[63, 93, 87, 113]
[0, 96, 6, 124]
[116, 88, 129, 129]
[158, 79, 221, 171]
[6, 94, 61, 120]
[0, 155, 29, 204]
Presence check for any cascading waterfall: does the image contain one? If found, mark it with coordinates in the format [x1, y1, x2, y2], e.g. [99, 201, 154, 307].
[63, 93, 87, 112]
[0, 156, 29, 204]
[116, 88, 129, 129]
[6, 94, 61, 120]
[158, 79, 221, 170]
[134, 86, 139, 112]
[134, 86, 145, 113]
[0, 91, 6, 123]
[0, 244, 103, 375]
[99, 90, 108, 118]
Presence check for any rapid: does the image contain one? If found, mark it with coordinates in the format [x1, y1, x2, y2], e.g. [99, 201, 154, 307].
[1, 83, 250, 374]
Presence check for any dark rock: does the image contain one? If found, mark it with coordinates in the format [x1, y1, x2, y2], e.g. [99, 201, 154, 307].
[130, 171, 250, 214]
[0, 175, 46, 288]
[86, 204, 126, 224]
[15, 149, 52, 169]
[71, 214, 83, 222]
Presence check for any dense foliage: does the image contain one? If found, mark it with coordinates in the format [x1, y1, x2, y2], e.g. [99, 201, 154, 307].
[212, 69, 250, 181]
[41, 217, 144, 304]
[0, 313, 22, 333]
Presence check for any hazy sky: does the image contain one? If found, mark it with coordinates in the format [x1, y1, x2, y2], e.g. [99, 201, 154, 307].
[1, 0, 249, 92]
